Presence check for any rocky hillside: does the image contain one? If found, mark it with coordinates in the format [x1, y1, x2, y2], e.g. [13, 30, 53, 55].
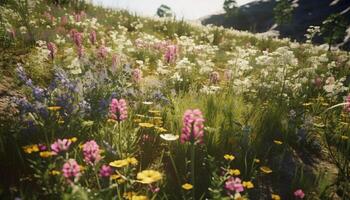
[202, 0, 350, 48]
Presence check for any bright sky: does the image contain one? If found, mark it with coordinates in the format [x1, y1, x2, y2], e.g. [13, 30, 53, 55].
[92, 0, 256, 20]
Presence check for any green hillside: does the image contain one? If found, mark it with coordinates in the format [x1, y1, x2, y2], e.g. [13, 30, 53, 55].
[0, 1, 349, 199]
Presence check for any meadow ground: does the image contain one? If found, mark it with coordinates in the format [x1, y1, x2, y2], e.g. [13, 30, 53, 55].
[0, 1, 349, 199]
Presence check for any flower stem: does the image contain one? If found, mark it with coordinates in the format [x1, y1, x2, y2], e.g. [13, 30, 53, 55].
[93, 166, 101, 190]
[190, 143, 195, 200]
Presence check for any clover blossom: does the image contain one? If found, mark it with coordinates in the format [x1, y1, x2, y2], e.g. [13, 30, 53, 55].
[109, 98, 128, 122]
[62, 159, 81, 180]
[99, 165, 112, 177]
[82, 140, 101, 165]
[180, 109, 205, 144]
[294, 189, 305, 199]
[51, 139, 72, 155]
[225, 177, 244, 193]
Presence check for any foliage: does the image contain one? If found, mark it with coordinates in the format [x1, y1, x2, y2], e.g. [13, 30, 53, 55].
[273, 0, 294, 25]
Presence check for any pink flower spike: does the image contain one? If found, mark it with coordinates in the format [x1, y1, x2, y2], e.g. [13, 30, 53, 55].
[99, 165, 112, 177]
[225, 177, 244, 193]
[109, 98, 128, 122]
[82, 140, 101, 165]
[51, 139, 72, 155]
[62, 159, 80, 181]
[89, 30, 97, 45]
[47, 42, 57, 60]
[294, 189, 305, 199]
[180, 109, 205, 144]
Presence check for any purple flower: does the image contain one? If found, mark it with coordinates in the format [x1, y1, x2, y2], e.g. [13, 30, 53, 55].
[38, 144, 47, 151]
[82, 140, 101, 165]
[294, 189, 305, 199]
[51, 139, 72, 155]
[225, 177, 244, 193]
[180, 109, 205, 144]
[109, 98, 128, 122]
[62, 159, 80, 180]
[99, 165, 112, 177]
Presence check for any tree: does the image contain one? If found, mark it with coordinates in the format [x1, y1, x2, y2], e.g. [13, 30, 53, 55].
[273, 0, 294, 25]
[320, 13, 348, 51]
[156, 4, 173, 18]
[223, 0, 237, 15]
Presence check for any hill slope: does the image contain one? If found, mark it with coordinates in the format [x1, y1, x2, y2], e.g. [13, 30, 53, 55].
[202, 0, 350, 48]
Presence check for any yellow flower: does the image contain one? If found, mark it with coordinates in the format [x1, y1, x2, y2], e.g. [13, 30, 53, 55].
[47, 106, 61, 111]
[224, 154, 235, 161]
[137, 170, 162, 184]
[242, 181, 254, 189]
[109, 159, 129, 168]
[22, 144, 39, 154]
[123, 192, 136, 200]
[69, 137, 77, 143]
[148, 110, 161, 114]
[341, 135, 349, 140]
[273, 140, 283, 145]
[50, 170, 61, 176]
[138, 122, 154, 128]
[182, 183, 193, 190]
[155, 127, 167, 132]
[79, 165, 86, 171]
[39, 151, 54, 158]
[271, 194, 281, 200]
[302, 102, 312, 106]
[134, 118, 142, 123]
[260, 166, 273, 174]
[126, 157, 138, 165]
[132, 195, 148, 200]
[228, 169, 241, 176]
[142, 101, 153, 105]
[254, 159, 260, 163]
[107, 119, 117, 123]
[110, 174, 121, 180]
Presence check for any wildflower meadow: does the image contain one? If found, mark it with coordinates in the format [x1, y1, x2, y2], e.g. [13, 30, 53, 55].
[0, 0, 349, 199]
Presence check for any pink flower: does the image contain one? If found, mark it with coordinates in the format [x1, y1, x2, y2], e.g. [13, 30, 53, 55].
[210, 71, 220, 84]
[70, 29, 83, 47]
[51, 139, 72, 155]
[82, 140, 101, 164]
[99, 165, 112, 177]
[89, 30, 97, 45]
[62, 159, 80, 180]
[38, 144, 47, 151]
[47, 42, 57, 60]
[345, 94, 350, 112]
[109, 98, 128, 122]
[225, 177, 244, 193]
[97, 45, 108, 58]
[180, 109, 205, 144]
[8, 29, 16, 39]
[164, 45, 177, 63]
[77, 46, 84, 58]
[294, 189, 305, 199]
[132, 68, 142, 83]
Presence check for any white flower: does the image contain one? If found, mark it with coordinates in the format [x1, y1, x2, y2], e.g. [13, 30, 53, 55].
[160, 134, 179, 141]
